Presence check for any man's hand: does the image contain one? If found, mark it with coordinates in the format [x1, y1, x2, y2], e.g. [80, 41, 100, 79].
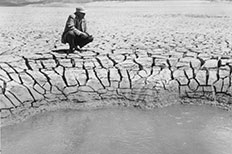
[80, 32, 89, 39]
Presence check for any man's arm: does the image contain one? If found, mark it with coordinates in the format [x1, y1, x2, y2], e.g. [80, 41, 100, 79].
[66, 15, 84, 36]
[81, 19, 87, 33]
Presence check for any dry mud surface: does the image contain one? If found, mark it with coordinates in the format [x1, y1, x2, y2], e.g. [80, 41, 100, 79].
[1, 1, 232, 126]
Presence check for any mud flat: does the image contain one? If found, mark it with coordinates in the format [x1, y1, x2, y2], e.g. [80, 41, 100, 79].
[1, 1, 232, 126]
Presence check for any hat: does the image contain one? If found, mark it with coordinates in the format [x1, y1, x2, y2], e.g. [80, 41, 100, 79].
[75, 7, 86, 14]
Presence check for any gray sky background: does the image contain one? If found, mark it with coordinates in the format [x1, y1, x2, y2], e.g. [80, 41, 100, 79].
[0, 0, 210, 6]
[0, 0, 95, 6]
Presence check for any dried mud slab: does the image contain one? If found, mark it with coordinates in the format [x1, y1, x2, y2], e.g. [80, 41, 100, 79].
[1, 1, 232, 126]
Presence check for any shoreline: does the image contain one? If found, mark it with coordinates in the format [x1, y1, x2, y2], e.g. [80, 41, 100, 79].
[1, 97, 231, 127]
[1, 0, 231, 8]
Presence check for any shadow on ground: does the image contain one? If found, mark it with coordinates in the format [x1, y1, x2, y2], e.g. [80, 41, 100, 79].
[51, 48, 70, 54]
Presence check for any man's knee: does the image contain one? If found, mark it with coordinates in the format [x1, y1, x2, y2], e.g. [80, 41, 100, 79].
[88, 35, 94, 42]
[78, 36, 93, 48]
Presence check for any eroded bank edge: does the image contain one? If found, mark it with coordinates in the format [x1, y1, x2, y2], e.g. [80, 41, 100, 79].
[1, 51, 232, 126]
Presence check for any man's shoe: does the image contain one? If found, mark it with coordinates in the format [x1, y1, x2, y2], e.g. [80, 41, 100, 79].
[75, 46, 82, 52]
[68, 48, 75, 54]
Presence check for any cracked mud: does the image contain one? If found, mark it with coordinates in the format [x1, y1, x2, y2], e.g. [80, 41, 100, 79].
[0, 1, 232, 126]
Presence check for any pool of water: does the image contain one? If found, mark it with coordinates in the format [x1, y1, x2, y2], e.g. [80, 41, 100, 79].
[1, 104, 232, 154]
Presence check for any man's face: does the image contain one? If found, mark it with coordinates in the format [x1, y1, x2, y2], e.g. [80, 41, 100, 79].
[77, 12, 85, 19]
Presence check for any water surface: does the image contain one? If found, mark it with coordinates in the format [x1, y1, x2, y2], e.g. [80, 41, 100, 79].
[2, 104, 232, 154]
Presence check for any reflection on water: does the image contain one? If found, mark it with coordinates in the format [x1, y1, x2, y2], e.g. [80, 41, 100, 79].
[2, 104, 232, 154]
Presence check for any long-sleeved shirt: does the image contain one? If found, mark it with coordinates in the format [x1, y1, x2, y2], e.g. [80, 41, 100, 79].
[61, 14, 87, 44]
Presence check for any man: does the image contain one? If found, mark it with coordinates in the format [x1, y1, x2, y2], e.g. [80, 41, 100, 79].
[61, 7, 93, 53]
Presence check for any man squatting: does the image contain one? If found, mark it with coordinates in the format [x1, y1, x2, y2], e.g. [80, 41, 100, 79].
[62, 7, 93, 53]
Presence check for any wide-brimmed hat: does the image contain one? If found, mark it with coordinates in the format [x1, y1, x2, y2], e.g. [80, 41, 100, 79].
[74, 7, 86, 14]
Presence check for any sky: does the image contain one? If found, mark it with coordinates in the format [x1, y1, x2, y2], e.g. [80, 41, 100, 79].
[0, 0, 92, 6]
[0, 0, 219, 6]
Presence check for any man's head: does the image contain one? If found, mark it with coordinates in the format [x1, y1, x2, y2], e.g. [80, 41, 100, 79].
[74, 7, 86, 19]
